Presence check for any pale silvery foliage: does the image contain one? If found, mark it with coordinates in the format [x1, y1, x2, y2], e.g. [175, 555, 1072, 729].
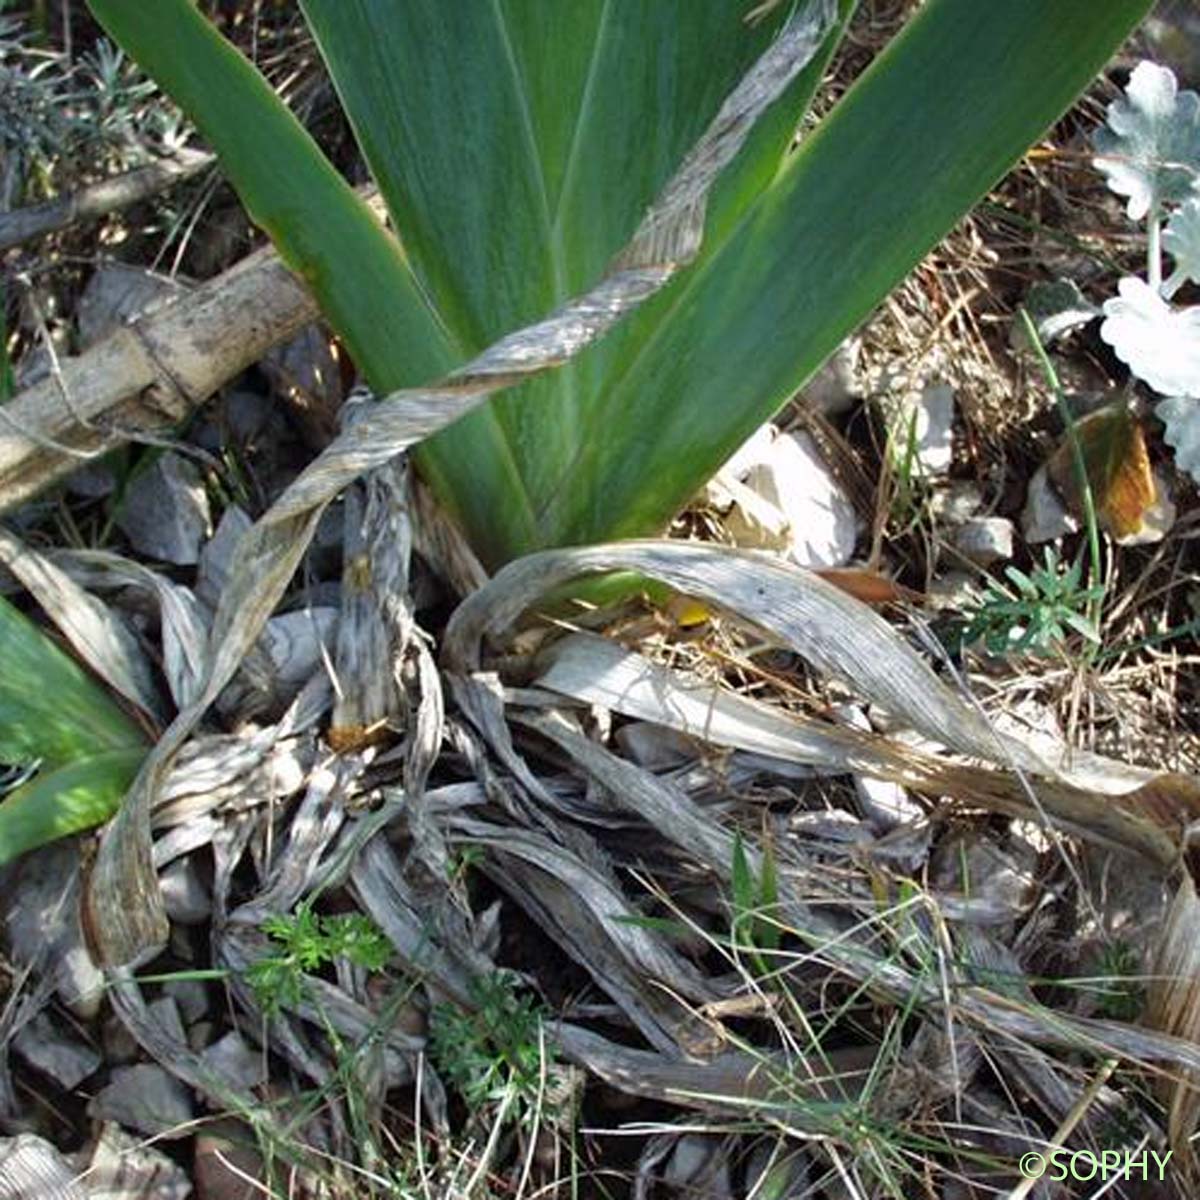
[1093, 61, 1200, 480]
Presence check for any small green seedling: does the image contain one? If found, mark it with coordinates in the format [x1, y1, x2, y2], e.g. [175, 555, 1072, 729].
[962, 546, 1103, 657]
[1091, 940, 1144, 1022]
[429, 971, 554, 1127]
[246, 905, 391, 1016]
[730, 830, 781, 977]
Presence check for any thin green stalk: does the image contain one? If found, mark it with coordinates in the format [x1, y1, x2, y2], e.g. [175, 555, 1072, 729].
[1018, 308, 1105, 648]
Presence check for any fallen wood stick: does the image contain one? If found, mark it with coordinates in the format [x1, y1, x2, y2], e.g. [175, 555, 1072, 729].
[0, 149, 215, 253]
[0, 241, 318, 510]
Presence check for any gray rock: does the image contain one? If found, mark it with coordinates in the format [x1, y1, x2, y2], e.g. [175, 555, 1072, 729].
[13, 1013, 100, 1090]
[835, 705, 925, 832]
[163, 976, 210, 1027]
[930, 480, 983, 524]
[77, 262, 187, 349]
[160, 856, 212, 926]
[912, 383, 956, 476]
[196, 506, 252, 609]
[259, 607, 339, 696]
[1021, 463, 1078, 544]
[200, 1032, 265, 1092]
[3, 843, 104, 1020]
[115, 452, 212, 565]
[64, 462, 116, 500]
[715, 423, 775, 480]
[744, 430, 858, 567]
[927, 569, 977, 610]
[101, 1015, 141, 1067]
[803, 337, 862, 416]
[148, 996, 187, 1045]
[77, 265, 186, 350]
[88, 1065, 195, 1138]
[952, 516, 1015, 566]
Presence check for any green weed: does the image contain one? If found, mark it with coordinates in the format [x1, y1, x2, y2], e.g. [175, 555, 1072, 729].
[429, 971, 554, 1128]
[246, 904, 391, 1016]
[961, 546, 1103, 657]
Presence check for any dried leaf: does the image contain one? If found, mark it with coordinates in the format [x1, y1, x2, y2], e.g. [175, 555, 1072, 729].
[114, 452, 212, 567]
[813, 566, 919, 606]
[0, 528, 162, 722]
[50, 548, 211, 711]
[1046, 402, 1156, 538]
[531, 630, 1175, 863]
[446, 541, 1044, 773]
[1147, 876, 1200, 1166]
[0, 1134, 84, 1200]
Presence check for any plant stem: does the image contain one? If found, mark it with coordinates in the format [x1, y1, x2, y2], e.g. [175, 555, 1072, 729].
[1147, 201, 1163, 293]
[1019, 309, 1105, 643]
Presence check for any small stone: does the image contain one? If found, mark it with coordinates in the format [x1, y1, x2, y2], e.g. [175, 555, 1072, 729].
[115, 452, 212, 565]
[201, 1032, 265, 1092]
[88, 1064, 195, 1137]
[952, 516, 1015, 566]
[259, 607, 339, 695]
[835, 705, 925, 831]
[65, 462, 116, 500]
[161, 856, 212, 926]
[77, 262, 186, 349]
[745, 430, 858, 568]
[188, 1021, 215, 1055]
[163, 976, 210, 1026]
[196, 506, 252, 609]
[927, 569, 977, 610]
[1021, 463, 1078, 544]
[101, 1014, 141, 1067]
[930, 480, 983, 524]
[13, 1013, 100, 1090]
[802, 337, 862, 416]
[148, 996, 187, 1045]
[887, 383, 956, 477]
[716, 423, 776, 480]
[3, 843, 104, 1020]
